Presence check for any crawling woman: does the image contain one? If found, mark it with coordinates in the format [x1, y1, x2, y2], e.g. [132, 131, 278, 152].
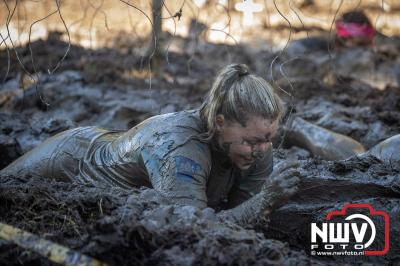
[1, 64, 300, 225]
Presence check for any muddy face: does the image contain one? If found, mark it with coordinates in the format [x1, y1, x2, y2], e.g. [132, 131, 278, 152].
[216, 115, 279, 170]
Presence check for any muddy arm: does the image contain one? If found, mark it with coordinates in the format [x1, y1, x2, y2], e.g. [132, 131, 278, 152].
[217, 191, 275, 226]
[142, 140, 211, 208]
[283, 117, 365, 160]
[217, 161, 300, 226]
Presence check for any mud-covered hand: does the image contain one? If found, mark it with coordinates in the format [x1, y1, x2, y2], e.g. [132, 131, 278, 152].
[218, 160, 301, 226]
[260, 160, 300, 209]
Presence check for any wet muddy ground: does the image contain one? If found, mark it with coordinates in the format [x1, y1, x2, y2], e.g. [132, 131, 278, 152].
[0, 26, 400, 265]
[0, 174, 327, 265]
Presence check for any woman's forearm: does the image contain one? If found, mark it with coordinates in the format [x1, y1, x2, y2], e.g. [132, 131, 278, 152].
[217, 162, 300, 226]
[217, 190, 277, 226]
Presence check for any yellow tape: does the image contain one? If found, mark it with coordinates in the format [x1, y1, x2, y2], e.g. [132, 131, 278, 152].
[0, 222, 107, 266]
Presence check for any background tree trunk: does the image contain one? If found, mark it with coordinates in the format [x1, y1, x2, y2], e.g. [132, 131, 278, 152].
[148, 0, 163, 77]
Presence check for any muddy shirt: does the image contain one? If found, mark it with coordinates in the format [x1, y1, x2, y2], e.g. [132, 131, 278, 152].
[2, 109, 273, 209]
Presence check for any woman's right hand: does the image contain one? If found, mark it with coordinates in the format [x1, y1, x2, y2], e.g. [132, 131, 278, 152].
[261, 160, 301, 207]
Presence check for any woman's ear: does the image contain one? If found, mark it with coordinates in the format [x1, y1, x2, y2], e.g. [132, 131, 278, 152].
[215, 114, 225, 132]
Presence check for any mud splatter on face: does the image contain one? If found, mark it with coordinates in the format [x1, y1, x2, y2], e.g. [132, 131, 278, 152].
[221, 142, 232, 154]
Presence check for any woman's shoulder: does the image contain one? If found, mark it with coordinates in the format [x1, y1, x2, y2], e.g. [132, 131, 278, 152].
[128, 108, 206, 146]
[142, 109, 205, 135]
[140, 109, 212, 168]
